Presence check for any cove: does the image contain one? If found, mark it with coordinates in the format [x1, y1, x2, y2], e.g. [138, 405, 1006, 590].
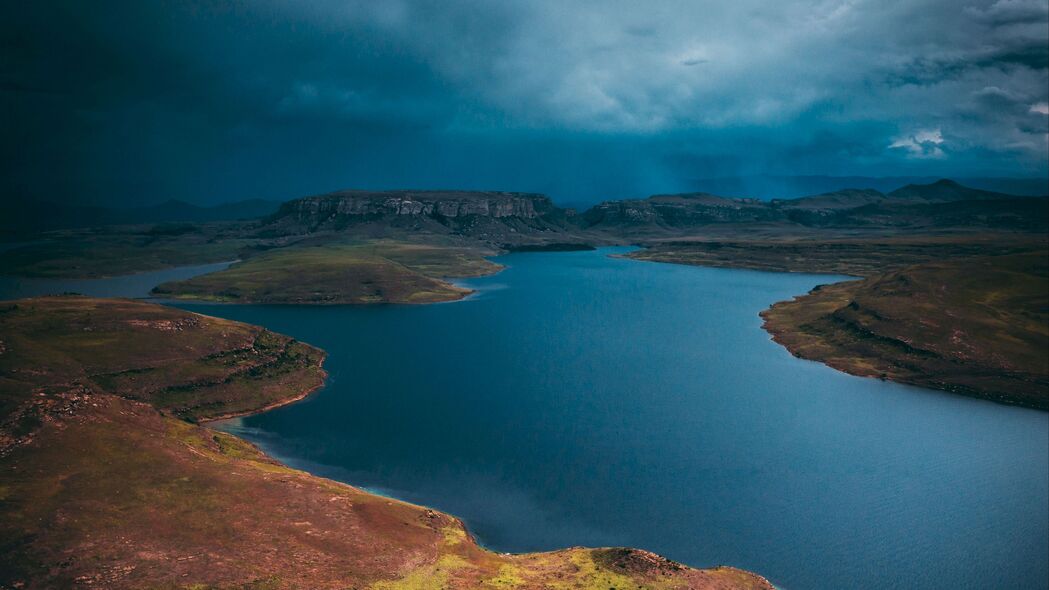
[168, 248, 1048, 590]
[7, 248, 1045, 589]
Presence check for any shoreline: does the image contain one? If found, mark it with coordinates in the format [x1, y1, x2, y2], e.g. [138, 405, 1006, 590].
[181, 320, 776, 587]
[755, 262, 1048, 411]
[623, 243, 1048, 410]
[198, 353, 329, 423]
[152, 255, 507, 306]
[1, 295, 776, 587]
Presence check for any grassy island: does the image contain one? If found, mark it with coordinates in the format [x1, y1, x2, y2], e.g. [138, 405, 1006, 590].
[151, 241, 500, 305]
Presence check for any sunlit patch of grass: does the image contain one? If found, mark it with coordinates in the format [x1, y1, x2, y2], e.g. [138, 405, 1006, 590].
[545, 550, 643, 590]
[481, 564, 526, 588]
[371, 554, 471, 590]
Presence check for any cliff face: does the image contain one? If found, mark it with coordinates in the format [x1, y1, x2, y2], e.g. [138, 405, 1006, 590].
[279, 190, 555, 221]
[264, 190, 577, 244]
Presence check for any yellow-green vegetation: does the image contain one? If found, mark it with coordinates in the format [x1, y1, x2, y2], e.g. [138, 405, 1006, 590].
[761, 251, 1049, 408]
[0, 223, 265, 278]
[0, 296, 773, 589]
[152, 241, 501, 304]
[371, 239, 502, 278]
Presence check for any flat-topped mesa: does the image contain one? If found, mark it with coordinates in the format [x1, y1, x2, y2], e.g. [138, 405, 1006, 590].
[272, 191, 566, 224]
[282, 189, 555, 220]
[264, 189, 576, 243]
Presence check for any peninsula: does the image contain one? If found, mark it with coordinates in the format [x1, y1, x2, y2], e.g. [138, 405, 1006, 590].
[0, 296, 772, 589]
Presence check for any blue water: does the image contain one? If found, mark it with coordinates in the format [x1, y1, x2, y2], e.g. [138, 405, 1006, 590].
[0, 261, 233, 300]
[10, 248, 1046, 589]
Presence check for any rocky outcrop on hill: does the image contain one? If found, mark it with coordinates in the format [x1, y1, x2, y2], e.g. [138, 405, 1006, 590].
[262, 189, 580, 245]
[279, 190, 555, 220]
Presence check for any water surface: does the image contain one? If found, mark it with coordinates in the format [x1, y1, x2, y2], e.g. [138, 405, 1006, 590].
[0, 261, 233, 300]
[11, 249, 1046, 589]
[172, 248, 1049, 590]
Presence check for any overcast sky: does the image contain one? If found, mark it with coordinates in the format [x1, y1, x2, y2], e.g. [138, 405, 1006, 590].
[3, 0, 1047, 205]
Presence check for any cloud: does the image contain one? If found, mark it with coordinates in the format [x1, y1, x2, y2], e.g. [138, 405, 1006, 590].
[965, 0, 1049, 26]
[890, 129, 947, 159]
[1031, 102, 1049, 115]
[0, 0, 1046, 206]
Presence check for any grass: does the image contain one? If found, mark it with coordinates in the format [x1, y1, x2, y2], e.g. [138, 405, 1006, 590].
[761, 250, 1049, 408]
[625, 232, 1049, 408]
[0, 296, 326, 422]
[0, 296, 772, 589]
[152, 241, 501, 304]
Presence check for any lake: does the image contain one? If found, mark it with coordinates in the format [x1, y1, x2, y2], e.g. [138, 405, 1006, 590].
[0, 260, 233, 300]
[8, 248, 1047, 589]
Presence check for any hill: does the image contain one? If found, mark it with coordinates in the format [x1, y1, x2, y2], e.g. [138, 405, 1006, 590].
[761, 252, 1049, 409]
[684, 175, 1049, 200]
[583, 180, 1047, 235]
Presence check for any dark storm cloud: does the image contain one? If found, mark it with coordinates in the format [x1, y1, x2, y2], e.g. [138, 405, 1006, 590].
[1, 0, 1046, 206]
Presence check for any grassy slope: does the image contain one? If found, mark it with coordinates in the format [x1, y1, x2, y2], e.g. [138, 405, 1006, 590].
[760, 252, 1049, 408]
[152, 241, 501, 304]
[0, 297, 773, 589]
[0, 297, 327, 425]
[627, 233, 1049, 408]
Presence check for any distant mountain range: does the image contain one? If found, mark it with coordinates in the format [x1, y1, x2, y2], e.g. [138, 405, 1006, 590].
[581, 180, 1049, 233]
[262, 179, 1048, 246]
[4, 178, 1046, 241]
[0, 198, 282, 238]
[685, 175, 1048, 200]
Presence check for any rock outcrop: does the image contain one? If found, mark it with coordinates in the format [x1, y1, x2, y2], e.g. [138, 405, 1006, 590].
[263, 189, 579, 245]
[279, 190, 555, 221]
